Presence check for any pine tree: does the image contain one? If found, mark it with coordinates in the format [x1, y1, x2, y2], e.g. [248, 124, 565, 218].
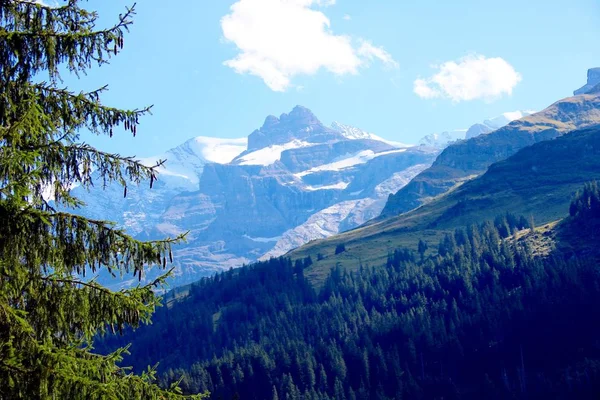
[0, 1, 204, 398]
[417, 239, 428, 261]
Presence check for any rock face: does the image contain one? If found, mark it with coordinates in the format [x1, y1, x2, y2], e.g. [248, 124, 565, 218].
[74, 98, 574, 289]
[74, 106, 439, 289]
[381, 88, 600, 217]
[574, 68, 600, 95]
[246, 106, 344, 151]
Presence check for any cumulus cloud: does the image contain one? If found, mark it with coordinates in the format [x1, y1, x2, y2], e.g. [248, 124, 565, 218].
[414, 54, 522, 102]
[221, 0, 397, 91]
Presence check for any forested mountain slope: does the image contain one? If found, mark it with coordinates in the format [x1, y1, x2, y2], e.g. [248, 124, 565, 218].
[289, 125, 600, 283]
[99, 182, 600, 400]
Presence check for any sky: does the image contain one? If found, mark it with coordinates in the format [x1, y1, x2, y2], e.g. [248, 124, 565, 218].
[65, 0, 600, 157]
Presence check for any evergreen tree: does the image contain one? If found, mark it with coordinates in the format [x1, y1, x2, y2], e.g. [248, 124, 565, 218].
[0, 1, 203, 398]
[417, 239, 428, 261]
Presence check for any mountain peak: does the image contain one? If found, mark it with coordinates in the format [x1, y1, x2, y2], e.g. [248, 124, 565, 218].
[262, 115, 279, 128]
[288, 105, 316, 118]
[574, 67, 600, 95]
[248, 106, 342, 151]
[330, 121, 373, 140]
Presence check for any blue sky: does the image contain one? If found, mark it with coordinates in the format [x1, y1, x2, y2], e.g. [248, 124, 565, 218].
[77, 0, 600, 157]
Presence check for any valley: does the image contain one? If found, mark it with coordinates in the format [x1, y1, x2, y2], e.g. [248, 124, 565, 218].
[3, 2, 599, 399]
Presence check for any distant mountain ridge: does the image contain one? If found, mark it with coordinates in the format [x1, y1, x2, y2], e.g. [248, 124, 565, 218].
[74, 106, 440, 288]
[418, 110, 535, 147]
[381, 79, 600, 217]
[73, 101, 556, 289]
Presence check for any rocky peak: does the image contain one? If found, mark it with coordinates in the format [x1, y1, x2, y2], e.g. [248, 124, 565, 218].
[574, 68, 600, 95]
[281, 105, 321, 126]
[330, 121, 373, 140]
[262, 115, 279, 128]
[465, 123, 493, 140]
[247, 106, 343, 151]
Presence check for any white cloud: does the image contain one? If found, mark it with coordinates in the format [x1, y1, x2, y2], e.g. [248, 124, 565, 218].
[221, 0, 397, 91]
[414, 54, 522, 102]
[343, 14, 351, 20]
[358, 40, 399, 69]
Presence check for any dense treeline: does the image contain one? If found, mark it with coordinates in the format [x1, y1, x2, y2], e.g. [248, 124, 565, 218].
[99, 190, 600, 399]
[570, 181, 600, 227]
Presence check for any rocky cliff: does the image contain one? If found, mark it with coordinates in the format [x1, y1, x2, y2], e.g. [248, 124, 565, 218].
[75, 106, 439, 289]
[574, 67, 600, 95]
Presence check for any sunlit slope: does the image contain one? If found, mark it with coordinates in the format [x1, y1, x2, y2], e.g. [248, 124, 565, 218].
[381, 92, 600, 217]
[289, 126, 600, 286]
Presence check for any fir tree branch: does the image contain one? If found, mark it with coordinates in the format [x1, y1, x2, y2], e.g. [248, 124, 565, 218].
[10, 0, 76, 12]
[0, 3, 137, 82]
[1, 81, 153, 138]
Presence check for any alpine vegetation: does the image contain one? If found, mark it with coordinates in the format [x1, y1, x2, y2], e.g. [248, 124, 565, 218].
[0, 1, 203, 398]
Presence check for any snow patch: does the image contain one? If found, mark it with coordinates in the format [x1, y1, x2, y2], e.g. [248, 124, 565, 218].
[192, 136, 247, 164]
[296, 148, 407, 177]
[261, 200, 369, 259]
[331, 121, 413, 148]
[243, 235, 281, 243]
[237, 140, 312, 166]
[373, 164, 431, 198]
[304, 182, 349, 191]
[140, 136, 247, 188]
[419, 129, 467, 148]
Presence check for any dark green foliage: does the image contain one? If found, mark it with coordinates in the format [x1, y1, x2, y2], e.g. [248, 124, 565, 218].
[570, 181, 600, 219]
[100, 195, 600, 400]
[417, 239, 428, 260]
[335, 244, 346, 255]
[0, 1, 203, 398]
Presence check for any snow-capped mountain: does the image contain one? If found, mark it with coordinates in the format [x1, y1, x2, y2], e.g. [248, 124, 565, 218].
[74, 105, 536, 289]
[260, 163, 429, 260]
[419, 129, 467, 148]
[70, 136, 247, 238]
[73, 106, 436, 289]
[483, 111, 537, 130]
[465, 111, 536, 140]
[141, 136, 247, 189]
[330, 121, 413, 148]
[419, 111, 536, 147]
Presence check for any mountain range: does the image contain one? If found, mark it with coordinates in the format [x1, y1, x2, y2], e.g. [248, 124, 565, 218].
[73, 105, 533, 288]
[98, 70, 600, 399]
[381, 84, 600, 218]
[285, 69, 600, 285]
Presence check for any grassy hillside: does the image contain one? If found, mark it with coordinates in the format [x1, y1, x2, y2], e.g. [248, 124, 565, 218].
[381, 92, 600, 217]
[289, 126, 600, 287]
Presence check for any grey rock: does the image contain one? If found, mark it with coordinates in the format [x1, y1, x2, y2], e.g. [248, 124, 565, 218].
[574, 68, 600, 95]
